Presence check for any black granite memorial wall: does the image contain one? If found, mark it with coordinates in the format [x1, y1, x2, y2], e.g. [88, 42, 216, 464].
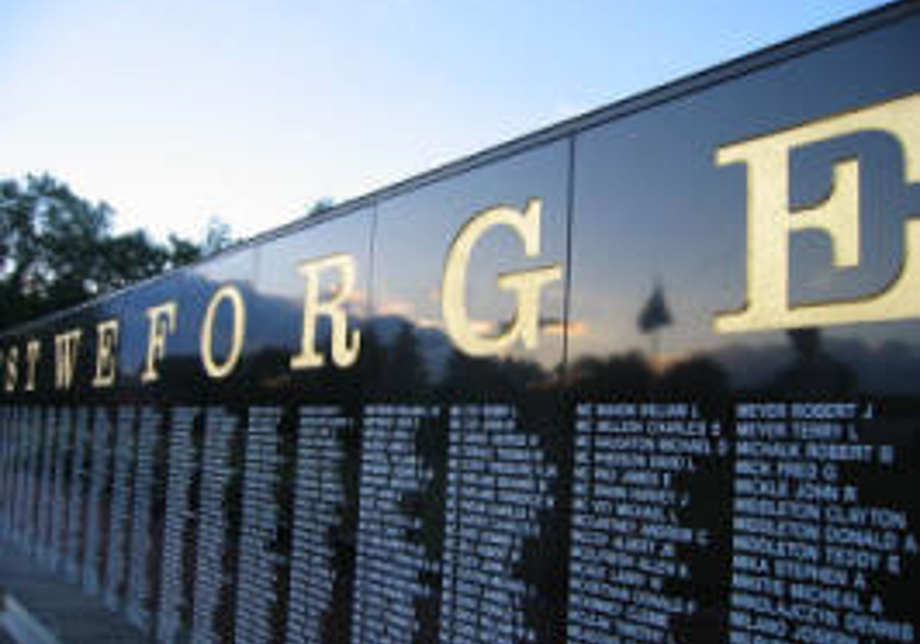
[1, 4, 918, 644]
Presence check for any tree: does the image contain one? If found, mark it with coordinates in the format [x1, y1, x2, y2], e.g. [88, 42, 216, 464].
[305, 198, 334, 218]
[0, 174, 227, 331]
[163, 217, 236, 268]
[166, 233, 203, 268]
[1, 174, 116, 325]
[200, 216, 235, 255]
[99, 231, 172, 290]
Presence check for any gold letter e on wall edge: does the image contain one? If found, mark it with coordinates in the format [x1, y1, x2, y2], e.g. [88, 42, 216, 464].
[714, 92, 920, 334]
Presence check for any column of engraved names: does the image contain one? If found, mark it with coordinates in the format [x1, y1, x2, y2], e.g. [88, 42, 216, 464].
[20, 409, 36, 544]
[65, 407, 90, 581]
[0, 408, 11, 535]
[0, 408, 15, 532]
[10, 408, 28, 545]
[49, 408, 71, 571]
[439, 404, 557, 644]
[234, 406, 284, 644]
[21, 409, 41, 546]
[1, 408, 22, 541]
[83, 407, 113, 595]
[28, 409, 46, 551]
[567, 403, 723, 644]
[12, 408, 37, 549]
[36, 408, 58, 567]
[105, 407, 136, 610]
[0, 408, 15, 536]
[12, 408, 30, 543]
[192, 407, 237, 644]
[158, 407, 200, 644]
[9, 408, 29, 546]
[26, 409, 46, 550]
[730, 402, 916, 644]
[351, 404, 443, 644]
[126, 407, 161, 631]
[286, 406, 356, 644]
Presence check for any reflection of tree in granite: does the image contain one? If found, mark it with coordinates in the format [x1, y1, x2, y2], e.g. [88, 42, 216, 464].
[368, 314, 555, 396]
[659, 356, 730, 407]
[769, 327, 857, 397]
[382, 322, 429, 397]
[441, 350, 547, 396]
[711, 335, 920, 395]
[245, 328, 381, 403]
[568, 351, 730, 407]
[367, 317, 442, 399]
[152, 332, 370, 405]
[352, 326, 383, 396]
[568, 352, 655, 396]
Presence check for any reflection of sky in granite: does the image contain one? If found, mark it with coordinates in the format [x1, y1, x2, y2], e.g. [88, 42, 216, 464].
[253, 212, 373, 304]
[249, 210, 373, 364]
[5, 12, 919, 399]
[572, 27, 918, 354]
[566, 18, 920, 393]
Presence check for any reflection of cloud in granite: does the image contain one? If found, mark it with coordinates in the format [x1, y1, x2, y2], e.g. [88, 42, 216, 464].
[482, 317, 583, 340]
[646, 349, 694, 373]
[414, 316, 443, 330]
[377, 300, 416, 319]
[543, 319, 588, 337]
[316, 285, 366, 307]
[368, 314, 555, 391]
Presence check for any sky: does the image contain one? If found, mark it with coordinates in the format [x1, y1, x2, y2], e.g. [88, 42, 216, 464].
[0, 0, 893, 243]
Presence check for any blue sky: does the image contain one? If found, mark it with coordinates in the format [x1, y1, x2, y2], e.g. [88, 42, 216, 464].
[0, 0, 891, 242]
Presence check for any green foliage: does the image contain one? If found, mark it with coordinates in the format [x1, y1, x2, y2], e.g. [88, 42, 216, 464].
[201, 216, 235, 255]
[305, 198, 335, 218]
[0, 174, 229, 331]
[166, 234, 204, 267]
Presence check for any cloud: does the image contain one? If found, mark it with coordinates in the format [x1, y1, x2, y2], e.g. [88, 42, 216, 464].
[376, 299, 415, 318]
[543, 319, 588, 337]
